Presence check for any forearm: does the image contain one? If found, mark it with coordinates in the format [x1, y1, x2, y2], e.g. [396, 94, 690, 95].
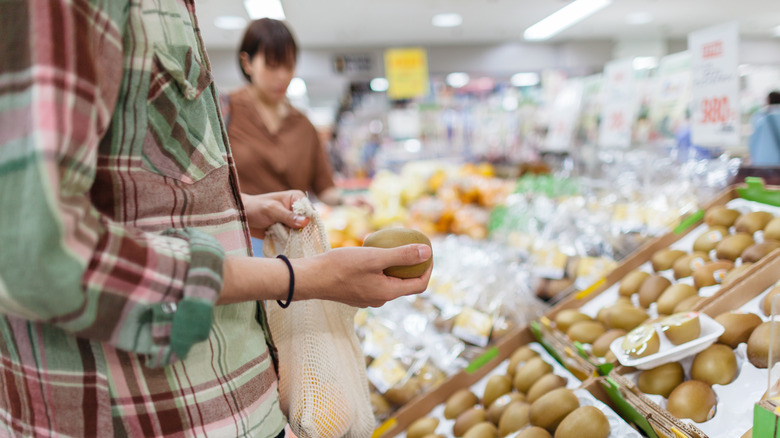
[219, 256, 291, 304]
[318, 187, 342, 206]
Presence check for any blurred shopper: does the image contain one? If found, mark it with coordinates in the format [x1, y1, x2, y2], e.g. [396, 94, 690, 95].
[0, 2, 431, 436]
[225, 19, 343, 206]
[748, 91, 780, 165]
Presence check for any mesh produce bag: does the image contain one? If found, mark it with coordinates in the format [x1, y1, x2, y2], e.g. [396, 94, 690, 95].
[263, 198, 375, 438]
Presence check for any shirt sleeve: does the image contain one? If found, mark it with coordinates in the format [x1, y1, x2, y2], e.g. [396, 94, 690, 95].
[0, 0, 223, 367]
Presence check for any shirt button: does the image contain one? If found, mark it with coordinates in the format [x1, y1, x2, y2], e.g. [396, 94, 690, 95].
[162, 302, 177, 314]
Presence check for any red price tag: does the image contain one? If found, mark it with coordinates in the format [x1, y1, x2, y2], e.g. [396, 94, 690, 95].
[699, 96, 731, 124]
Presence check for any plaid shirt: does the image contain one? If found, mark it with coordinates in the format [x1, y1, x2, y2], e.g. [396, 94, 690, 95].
[0, 0, 285, 436]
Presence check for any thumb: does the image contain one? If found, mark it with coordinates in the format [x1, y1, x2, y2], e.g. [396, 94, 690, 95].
[382, 244, 432, 268]
[280, 207, 309, 229]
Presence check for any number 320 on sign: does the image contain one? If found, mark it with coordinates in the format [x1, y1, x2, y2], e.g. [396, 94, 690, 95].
[699, 97, 732, 124]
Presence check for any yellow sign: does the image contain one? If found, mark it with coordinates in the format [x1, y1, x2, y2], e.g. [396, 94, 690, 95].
[384, 47, 430, 100]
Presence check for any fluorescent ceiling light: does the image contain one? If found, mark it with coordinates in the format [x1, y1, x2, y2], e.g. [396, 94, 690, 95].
[446, 72, 470, 88]
[511, 72, 540, 87]
[524, 0, 612, 41]
[626, 12, 653, 25]
[370, 77, 389, 92]
[214, 16, 248, 30]
[286, 78, 307, 97]
[432, 13, 463, 28]
[244, 0, 285, 20]
[633, 56, 658, 70]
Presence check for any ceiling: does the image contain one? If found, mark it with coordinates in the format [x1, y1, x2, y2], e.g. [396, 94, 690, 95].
[196, 0, 780, 51]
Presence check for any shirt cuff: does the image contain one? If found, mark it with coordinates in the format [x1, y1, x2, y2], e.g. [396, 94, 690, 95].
[146, 227, 225, 367]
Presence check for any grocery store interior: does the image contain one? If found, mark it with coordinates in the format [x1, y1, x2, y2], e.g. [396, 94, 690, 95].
[203, 0, 780, 436]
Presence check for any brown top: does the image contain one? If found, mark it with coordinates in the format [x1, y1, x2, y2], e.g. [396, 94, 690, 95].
[226, 87, 336, 196]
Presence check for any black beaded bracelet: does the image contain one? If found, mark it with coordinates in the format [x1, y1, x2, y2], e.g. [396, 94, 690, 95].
[276, 254, 294, 308]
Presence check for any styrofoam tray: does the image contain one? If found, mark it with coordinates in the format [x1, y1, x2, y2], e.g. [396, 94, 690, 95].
[609, 313, 725, 370]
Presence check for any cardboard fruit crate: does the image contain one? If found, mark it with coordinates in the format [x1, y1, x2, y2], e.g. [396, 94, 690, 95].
[540, 179, 780, 376]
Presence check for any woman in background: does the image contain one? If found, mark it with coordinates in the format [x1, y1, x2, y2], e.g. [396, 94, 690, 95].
[225, 19, 343, 206]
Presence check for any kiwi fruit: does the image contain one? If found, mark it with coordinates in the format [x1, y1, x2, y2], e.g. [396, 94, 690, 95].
[445, 389, 479, 419]
[721, 262, 754, 286]
[527, 373, 568, 403]
[486, 393, 525, 425]
[735, 211, 774, 234]
[666, 380, 717, 423]
[716, 311, 763, 348]
[385, 377, 421, 405]
[516, 426, 552, 438]
[407, 417, 440, 438]
[672, 252, 710, 279]
[529, 387, 580, 432]
[705, 206, 741, 227]
[542, 278, 576, 300]
[651, 249, 687, 272]
[673, 294, 705, 313]
[692, 226, 730, 253]
[693, 260, 735, 288]
[514, 356, 554, 393]
[453, 407, 487, 437]
[661, 312, 701, 345]
[622, 324, 660, 358]
[637, 362, 685, 398]
[554, 309, 593, 333]
[566, 320, 606, 344]
[656, 283, 698, 315]
[371, 392, 392, 418]
[691, 343, 738, 385]
[482, 374, 513, 408]
[619, 270, 651, 297]
[362, 228, 432, 278]
[592, 329, 627, 357]
[497, 400, 531, 436]
[553, 405, 610, 438]
[638, 275, 672, 308]
[765, 217, 780, 241]
[762, 286, 780, 316]
[507, 346, 539, 377]
[747, 321, 780, 368]
[463, 422, 498, 438]
[605, 304, 649, 331]
[742, 240, 780, 263]
[715, 233, 755, 261]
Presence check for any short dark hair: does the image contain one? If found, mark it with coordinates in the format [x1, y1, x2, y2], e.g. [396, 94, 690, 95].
[238, 19, 298, 82]
[769, 91, 780, 105]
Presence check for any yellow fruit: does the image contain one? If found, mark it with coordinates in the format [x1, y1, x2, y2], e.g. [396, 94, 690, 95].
[363, 228, 432, 278]
[661, 312, 701, 345]
[622, 324, 660, 358]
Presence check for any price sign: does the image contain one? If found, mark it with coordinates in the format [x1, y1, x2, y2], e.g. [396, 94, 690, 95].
[688, 22, 740, 147]
[384, 47, 430, 100]
[599, 58, 637, 149]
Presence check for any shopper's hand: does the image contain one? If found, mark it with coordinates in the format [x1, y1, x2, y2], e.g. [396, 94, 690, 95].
[241, 191, 310, 239]
[294, 245, 433, 308]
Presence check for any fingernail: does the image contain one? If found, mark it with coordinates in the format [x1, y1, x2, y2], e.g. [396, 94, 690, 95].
[418, 244, 432, 260]
[293, 216, 306, 227]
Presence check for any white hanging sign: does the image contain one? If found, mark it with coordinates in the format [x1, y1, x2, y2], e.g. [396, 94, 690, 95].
[544, 79, 584, 152]
[688, 21, 740, 147]
[598, 58, 637, 149]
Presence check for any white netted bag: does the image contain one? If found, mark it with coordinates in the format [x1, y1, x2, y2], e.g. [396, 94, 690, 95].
[263, 198, 375, 438]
